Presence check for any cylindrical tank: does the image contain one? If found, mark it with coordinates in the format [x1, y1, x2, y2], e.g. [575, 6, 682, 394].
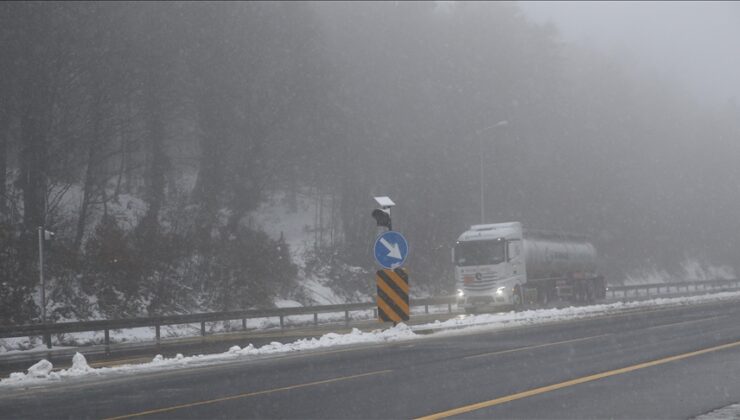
[522, 234, 597, 280]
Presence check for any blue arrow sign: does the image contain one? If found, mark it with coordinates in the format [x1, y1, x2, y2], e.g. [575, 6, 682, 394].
[373, 231, 409, 269]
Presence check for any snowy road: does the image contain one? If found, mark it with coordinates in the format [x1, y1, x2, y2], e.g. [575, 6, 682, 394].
[4, 297, 740, 418]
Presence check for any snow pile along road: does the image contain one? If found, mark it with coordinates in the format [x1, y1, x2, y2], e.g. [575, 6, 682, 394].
[3, 290, 740, 388]
[0, 325, 416, 388]
[694, 403, 740, 419]
[5, 352, 95, 384]
[419, 291, 740, 333]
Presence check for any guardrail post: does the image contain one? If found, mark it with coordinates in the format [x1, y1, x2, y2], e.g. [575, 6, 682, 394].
[44, 332, 52, 349]
[242, 318, 247, 330]
[155, 325, 160, 343]
[425, 304, 429, 314]
[104, 328, 110, 353]
[373, 308, 378, 318]
[279, 315, 284, 330]
[313, 313, 318, 326]
[201, 321, 206, 337]
[344, 310, 350, 326]
[448, 303, 452, 313]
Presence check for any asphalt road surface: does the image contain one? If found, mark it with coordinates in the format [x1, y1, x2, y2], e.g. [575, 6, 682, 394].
[4, 298, 740, 419]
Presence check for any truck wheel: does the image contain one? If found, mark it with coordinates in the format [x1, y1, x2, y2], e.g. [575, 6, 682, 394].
[586, 283, 595, 304]
[513, 286, 524, 311]
[538, 287, 549, 306]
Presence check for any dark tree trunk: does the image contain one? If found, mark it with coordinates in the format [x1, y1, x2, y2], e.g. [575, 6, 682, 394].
[192, 96, 226, 243]
[19, 73, 51, 233]
[139, 67, 168, 237]
[74, 109, 100, 250]
[0, 112, 8, 217]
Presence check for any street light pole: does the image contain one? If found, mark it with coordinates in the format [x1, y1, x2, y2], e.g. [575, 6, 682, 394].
[479, 140, 485, 224]
[38, 226, 45, 324]
[477, 120, 508, 224]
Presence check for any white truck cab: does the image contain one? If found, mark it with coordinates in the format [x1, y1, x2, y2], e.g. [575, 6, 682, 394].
[454, 221, 603, 313]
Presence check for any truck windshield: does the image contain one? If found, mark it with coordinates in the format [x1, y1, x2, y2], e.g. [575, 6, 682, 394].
[454, 240, 506, 266]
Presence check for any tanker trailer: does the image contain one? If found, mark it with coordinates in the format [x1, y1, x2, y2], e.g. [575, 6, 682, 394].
[453, 222, 605, 313]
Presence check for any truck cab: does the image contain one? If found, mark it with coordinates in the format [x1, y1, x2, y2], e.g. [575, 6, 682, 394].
[454, 221, 605, 313]
[453, 222, 527, 312]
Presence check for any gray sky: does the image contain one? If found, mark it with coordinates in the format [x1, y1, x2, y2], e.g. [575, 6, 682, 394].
[516, 1, 740, 107]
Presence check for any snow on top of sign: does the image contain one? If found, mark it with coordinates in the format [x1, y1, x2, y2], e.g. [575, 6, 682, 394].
[373, 196, 395, 207]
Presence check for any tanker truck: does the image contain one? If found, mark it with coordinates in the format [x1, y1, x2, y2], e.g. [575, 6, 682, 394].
[453, 222, 605, 313]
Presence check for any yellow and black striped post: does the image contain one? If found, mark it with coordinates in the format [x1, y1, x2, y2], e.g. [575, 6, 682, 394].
[376, 268, 409, 323]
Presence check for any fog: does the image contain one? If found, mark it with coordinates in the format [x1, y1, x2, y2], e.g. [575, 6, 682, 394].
[1, 1, 739, 323]
[519, 1, 740, 106]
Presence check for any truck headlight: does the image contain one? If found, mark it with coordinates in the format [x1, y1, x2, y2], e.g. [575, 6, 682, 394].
[496, 286, 506, 296]
[457, 289, 465, 298]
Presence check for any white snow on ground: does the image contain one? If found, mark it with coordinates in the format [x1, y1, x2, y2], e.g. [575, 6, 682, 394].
[54, 186, 147, 242]
[4, 290, 740, 388]
[694, 403, 740, 419]
[249, 190, 353, 305]
[0, 339, 72, 355]
[0, 325, 195, 353]
[0, 304, 456, 353]
[0, 326, 415, 388]
[624, 257, 735, 285]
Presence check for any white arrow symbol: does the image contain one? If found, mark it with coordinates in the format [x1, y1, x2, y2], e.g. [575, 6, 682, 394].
[380, 237, 402, 259]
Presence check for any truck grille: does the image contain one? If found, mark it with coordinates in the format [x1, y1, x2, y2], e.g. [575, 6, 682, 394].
[469, 296, 494, 304]
[463, 272, 498, 291]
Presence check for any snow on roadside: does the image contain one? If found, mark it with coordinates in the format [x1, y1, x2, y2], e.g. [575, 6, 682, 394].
[4, 353, 96, 384]
[1, 326, 415, 388]
[4, 290, 740, 388]
[423, 290, 740, 333]
[694, 403, 740, 419]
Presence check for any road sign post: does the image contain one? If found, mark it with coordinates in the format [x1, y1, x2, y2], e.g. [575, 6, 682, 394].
[371, 196, 410, 325]
[376, 268, 409, 323]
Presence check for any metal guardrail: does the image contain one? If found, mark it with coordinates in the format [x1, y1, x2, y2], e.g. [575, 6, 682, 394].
[0, 297, 457, 350]
[2, 278, 738, 351]
[606, 278, 740, 299]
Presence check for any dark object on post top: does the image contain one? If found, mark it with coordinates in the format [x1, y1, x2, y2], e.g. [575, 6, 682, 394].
[372, 208, 392, 230]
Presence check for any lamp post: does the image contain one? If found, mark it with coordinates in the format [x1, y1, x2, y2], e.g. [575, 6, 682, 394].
[38, 226, 45, 324]
[476, 120, 508, 224]
[38, 226, 54, 324]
